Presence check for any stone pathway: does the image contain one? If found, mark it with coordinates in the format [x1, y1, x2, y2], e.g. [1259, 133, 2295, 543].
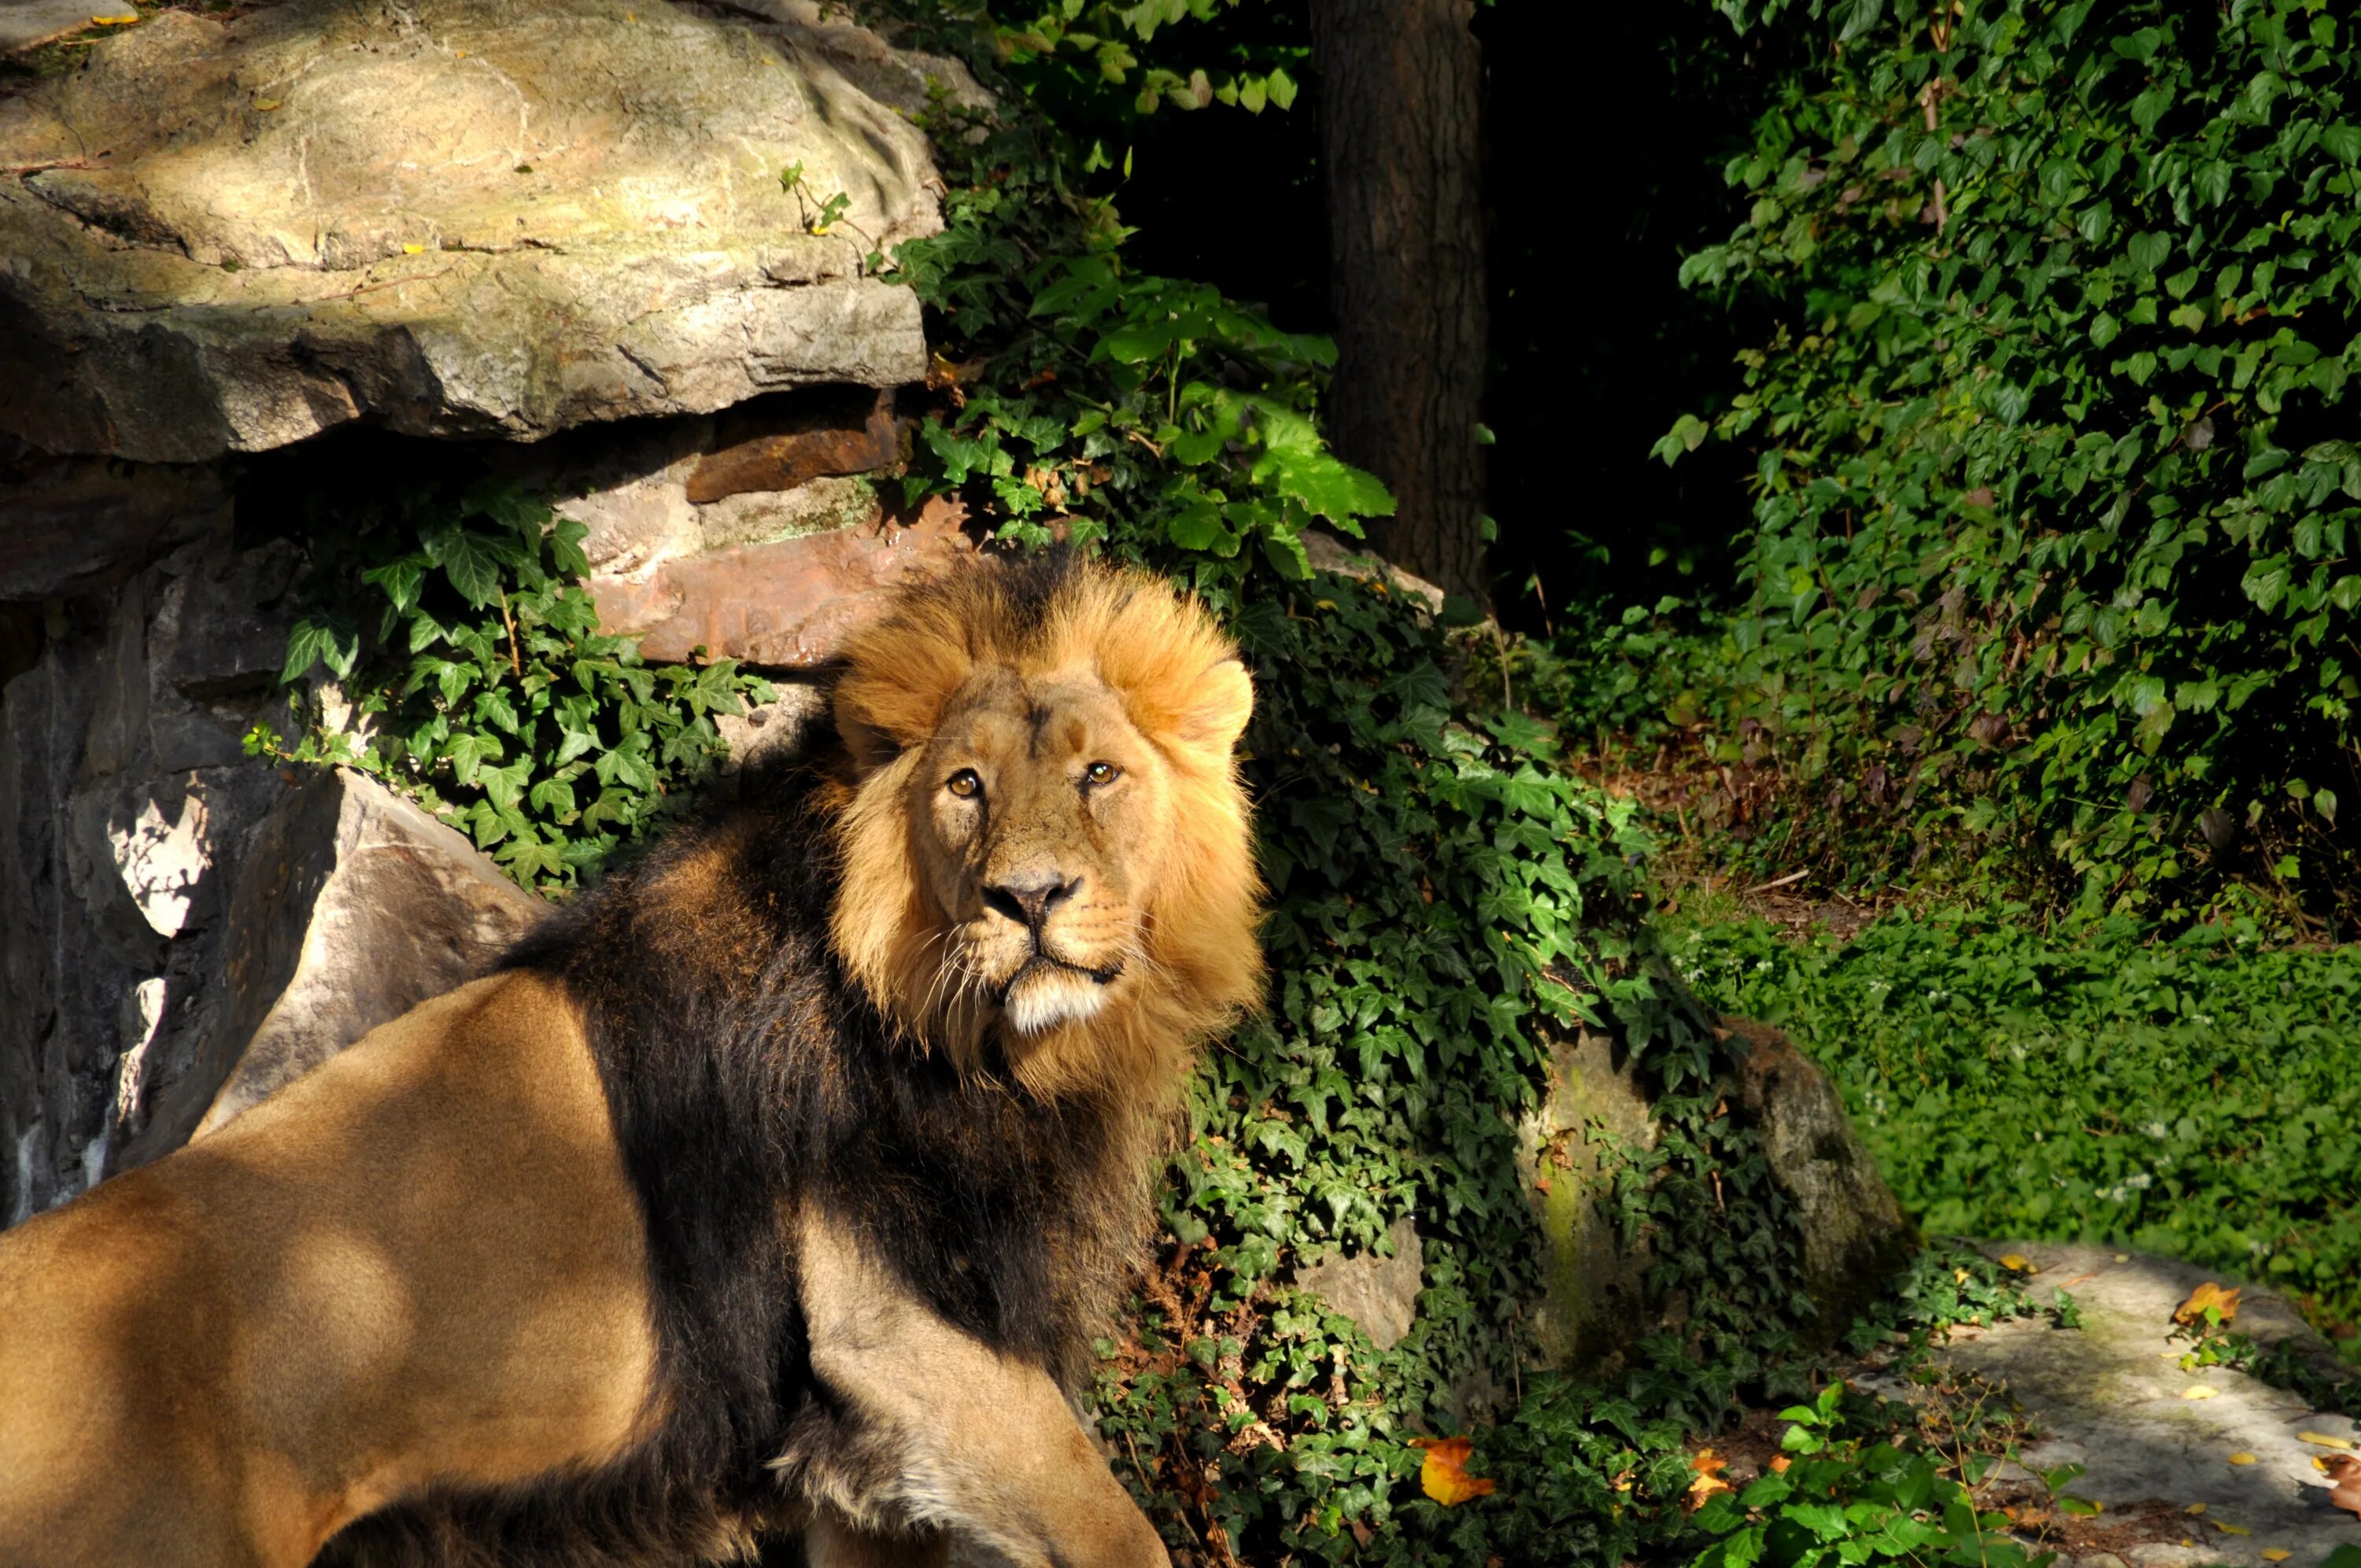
[1861, 1241, 2359, 1568]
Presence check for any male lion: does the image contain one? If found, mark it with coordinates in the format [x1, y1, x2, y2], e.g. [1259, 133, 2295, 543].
[0, 554, 1264, 1568]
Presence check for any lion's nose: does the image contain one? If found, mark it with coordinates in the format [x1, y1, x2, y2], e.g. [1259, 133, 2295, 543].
[983, 872, 1081, 931]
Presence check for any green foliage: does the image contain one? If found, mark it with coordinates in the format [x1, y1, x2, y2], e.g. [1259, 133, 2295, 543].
[1676, 909, 2361, 1363]
[1653, 0, 2361, 923]
[880, 110, 1388, 574]
[988, 0, 1302, 118]
[1691, 1381, 2072, 1568]
[246, 481, 770, 891]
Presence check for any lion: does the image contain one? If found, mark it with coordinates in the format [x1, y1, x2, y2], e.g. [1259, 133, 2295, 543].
[0, 552, 1265, 1568]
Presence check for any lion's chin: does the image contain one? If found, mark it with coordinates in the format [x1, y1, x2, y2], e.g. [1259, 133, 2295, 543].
[999, 963, 1116, 1036]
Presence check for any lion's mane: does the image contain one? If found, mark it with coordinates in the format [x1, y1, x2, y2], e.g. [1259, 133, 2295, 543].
[320, 552, 1264, 1566]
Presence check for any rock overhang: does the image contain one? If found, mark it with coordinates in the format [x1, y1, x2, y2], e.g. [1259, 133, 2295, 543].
[0, 0, 945, 462]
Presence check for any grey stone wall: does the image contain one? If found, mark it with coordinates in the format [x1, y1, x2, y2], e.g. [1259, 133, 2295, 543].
[2, 486, 298, 1222]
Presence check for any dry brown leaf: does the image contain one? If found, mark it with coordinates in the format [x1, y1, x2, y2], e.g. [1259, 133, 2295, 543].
[2173, 1282, 2241, 1326]
[1411, 1437, 1497, 1507]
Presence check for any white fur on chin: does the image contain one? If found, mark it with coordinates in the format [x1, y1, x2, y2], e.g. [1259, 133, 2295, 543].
[1002, 970, 1111, 1036]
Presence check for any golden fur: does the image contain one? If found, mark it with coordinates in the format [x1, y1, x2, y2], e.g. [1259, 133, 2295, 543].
[0, 555, 1263, 1568]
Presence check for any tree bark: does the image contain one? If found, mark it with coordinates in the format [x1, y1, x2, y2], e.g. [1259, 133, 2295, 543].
[1309, 0, 1489, 608]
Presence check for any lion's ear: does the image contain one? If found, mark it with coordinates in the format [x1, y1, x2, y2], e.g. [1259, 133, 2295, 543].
[833, 695, 902, 773]
[1178, 657, 1253, 754]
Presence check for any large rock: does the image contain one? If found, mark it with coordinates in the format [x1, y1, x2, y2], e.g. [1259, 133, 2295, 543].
[1724, 1016, 1913, 1328]
[0, 0, 944, 463]
[142, 767, 542, 1155]
[531, 393, 975, 666]
[1284, 1017, 1913, 1374]
[1292, 1217, 1424, 1352]
[1517, 1020, 1913, 1371]
[0, 456, 228, 603]
[1, 524, 299, 1221]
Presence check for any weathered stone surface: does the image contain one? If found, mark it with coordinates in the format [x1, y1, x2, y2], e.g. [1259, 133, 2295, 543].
[737, 0, 995, 120]
[1, 526, 299, 1223]
[536, 392, 911, 596]
[593, 493, 972, 666]
[1303, 526, 1447, 614]
[0, 0, 940, 462]
[1520, 1019, 1913, 1371]
[147, 768, 541, 1153]
[1520, 1026, 1662, 1368]
[1293, 1216, 1424, 1351]
[1860, 1242, 2360, 1568]
[1726, 1017, 1914, 1328]
[0, 0, 94, 53]
[714, 681, 832, 778]
[0, 456, 227, 601]
[688, 386, 900, 504]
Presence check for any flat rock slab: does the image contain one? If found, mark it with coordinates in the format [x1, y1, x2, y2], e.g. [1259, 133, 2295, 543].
[0, 0, 942, 461]
[1868, 1241, 2359, 1568]
[0, 0, 102, 53]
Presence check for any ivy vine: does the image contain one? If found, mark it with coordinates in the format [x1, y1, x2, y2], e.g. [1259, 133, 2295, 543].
[249, 481, 771, 891]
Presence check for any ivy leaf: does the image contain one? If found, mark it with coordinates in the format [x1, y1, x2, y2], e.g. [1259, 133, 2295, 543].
[474, 688, 520, 736]
[478, 758, 531, 812]
[423, 526, 507, 609]
[281, 616, 359, 684]
[447, 729, 507, 785]
[361, 555, 429, 616]
[1834, 0, 1884, 42]
[528, 776, 578, 821]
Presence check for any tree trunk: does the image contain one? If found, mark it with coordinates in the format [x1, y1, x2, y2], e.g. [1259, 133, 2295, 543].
[1309, 0, 1489, 608]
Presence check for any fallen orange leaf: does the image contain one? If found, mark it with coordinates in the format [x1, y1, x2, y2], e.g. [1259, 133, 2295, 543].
[2174, 1282, 2241, 1326]
[2262, 1550, 2292, 1562]
[1768, 1455, 1792, 1474]
[1687, 1448, 1731, 1510]
[1410, 1437, 1496, 1507]
[2326, 1454, 2361, 1521]
[1997, 1253, 2033, 1273]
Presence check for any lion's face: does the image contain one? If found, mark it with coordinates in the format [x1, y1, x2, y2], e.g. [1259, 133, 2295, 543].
[827, 557, 1264, 1094]
[910, 666, 1174, 1035]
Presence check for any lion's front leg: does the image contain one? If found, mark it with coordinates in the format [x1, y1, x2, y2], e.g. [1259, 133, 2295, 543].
[794, 1212, 1170, 1568]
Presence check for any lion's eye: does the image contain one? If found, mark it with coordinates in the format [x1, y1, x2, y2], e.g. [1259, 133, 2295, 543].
[1083, 760, 1120, 788]
[946, 769, 982, 799]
